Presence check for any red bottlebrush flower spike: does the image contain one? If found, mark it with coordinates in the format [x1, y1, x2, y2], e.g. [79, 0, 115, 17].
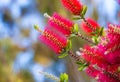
[81, 45, 108, 68]
[98, 71, 120, 82]
[98, 24, 120, 64]
[61, 0, 83, 15]
[107, 24, 120, 39]
[98, 38, 120, 64]
[106, 64, 120, 73]
[39, 27, 67, 54]
[85, 64, 120, 82]
[85, 65, 100, 78]
[81, 18, 100, 35]
[48, 12, 74, 36]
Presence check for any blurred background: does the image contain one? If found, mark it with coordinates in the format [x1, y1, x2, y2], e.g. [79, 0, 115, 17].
[0, 0, 120, 82]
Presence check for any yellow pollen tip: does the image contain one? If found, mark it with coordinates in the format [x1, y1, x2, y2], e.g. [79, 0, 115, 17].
[34, 25, 43, 33]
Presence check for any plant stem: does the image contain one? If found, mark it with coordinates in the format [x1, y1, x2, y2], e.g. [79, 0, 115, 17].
[68, 50, 83, 62]
[82, 17, 95, 31]
[76, 32, 95, 45]
[103, 70, 120, 81]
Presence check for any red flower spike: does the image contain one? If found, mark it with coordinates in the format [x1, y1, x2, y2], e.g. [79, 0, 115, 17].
[39, 27, 67, 54]
[61, 0, 83, 15]
[98, 70, 120, 82]
[81, 18, 100, 35]
[48, 12, 74, 35]
[86, 65, 100, 78]
[106, 64, 120, 73]
[108, 24, 120, 37]
[98, 24, 120, 64]
[81, 45, 108, 68]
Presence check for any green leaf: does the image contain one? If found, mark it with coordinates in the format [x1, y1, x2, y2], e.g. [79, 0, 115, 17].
[99, 27, 104, 36]
[92, 36, 99, 44]
[91, 27, 104, 36]
[77, 62, 88, 71]
[81, 5, 87, 17]
[60, 73, 69, 82]
[91, 28, 99, 36]
[72, 16, 81, 20]
[66, 40, 72, 50]
[58, 53, 68, 58]
[34, 24, 39, 30]
[58, 40, 72, 58]
[95, 28, 99, 34]
[73, 23, 79, 33]
[69, 34, 76, 39]
[76, 62, 83, 65]
[78, 65, 86, 71]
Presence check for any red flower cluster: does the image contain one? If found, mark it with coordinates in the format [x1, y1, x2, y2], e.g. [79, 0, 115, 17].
[86, 64, 120, 82]
[39, 13, 74, 54]
[39, 26, 67, 54]
[86, 65, 100, 78]
[98, 24, 120, 64]
[48, 13, 74, 35]
[81, 45, 108, 68]
[81, 24, 120, 82]
[81, 18, 100, 35]
[61, 0, 83, 15]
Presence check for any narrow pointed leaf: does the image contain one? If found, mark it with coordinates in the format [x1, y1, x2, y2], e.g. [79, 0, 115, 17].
[81, 5, 87, 17]
[58, 53, 68, 58]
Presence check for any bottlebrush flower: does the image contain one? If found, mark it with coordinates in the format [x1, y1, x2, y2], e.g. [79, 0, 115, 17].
[85, 63, 120, 82]
[98, 41, 120, 64]
[107, 24, 120, 39]
[85, 65, 100, 78]
[81, 18, 100, 35]
[85, 64, 120, 82]
[61, 0, 83, 15]
[98, 71, 120, 82]
[39, 26, 67, 54]
[106, 64, 120, 73]
[98, 24, 120, 64]
[48, 12, 74, 35]
[39, 71, 60, 82]
[80, 45, 108, 68]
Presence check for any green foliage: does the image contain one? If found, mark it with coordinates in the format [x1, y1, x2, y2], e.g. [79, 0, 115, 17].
[73, 24, 79, 33]
[60, 73, 69, 82]
[59, 40, 72, 58]
[69, 34, 76, 39]
[92, 36, 99, 45]
[34, 25, 39, 30]
[76, 62, 88, 71]
[73, 5, 88, 20]
[69, 23, 79, 39]
[81, 5, 87, 18]
[91, 27, 104, 44]
[58, 53, 68, 58]
[91, 27, 104, 36]
[66, 40, 72, 51]
[99, 27, 104, 36]
[0, 39, 35, 82]
[72, 16, 81, 20]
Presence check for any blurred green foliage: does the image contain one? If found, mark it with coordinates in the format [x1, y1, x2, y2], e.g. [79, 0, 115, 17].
[0, 38, 35, 82]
